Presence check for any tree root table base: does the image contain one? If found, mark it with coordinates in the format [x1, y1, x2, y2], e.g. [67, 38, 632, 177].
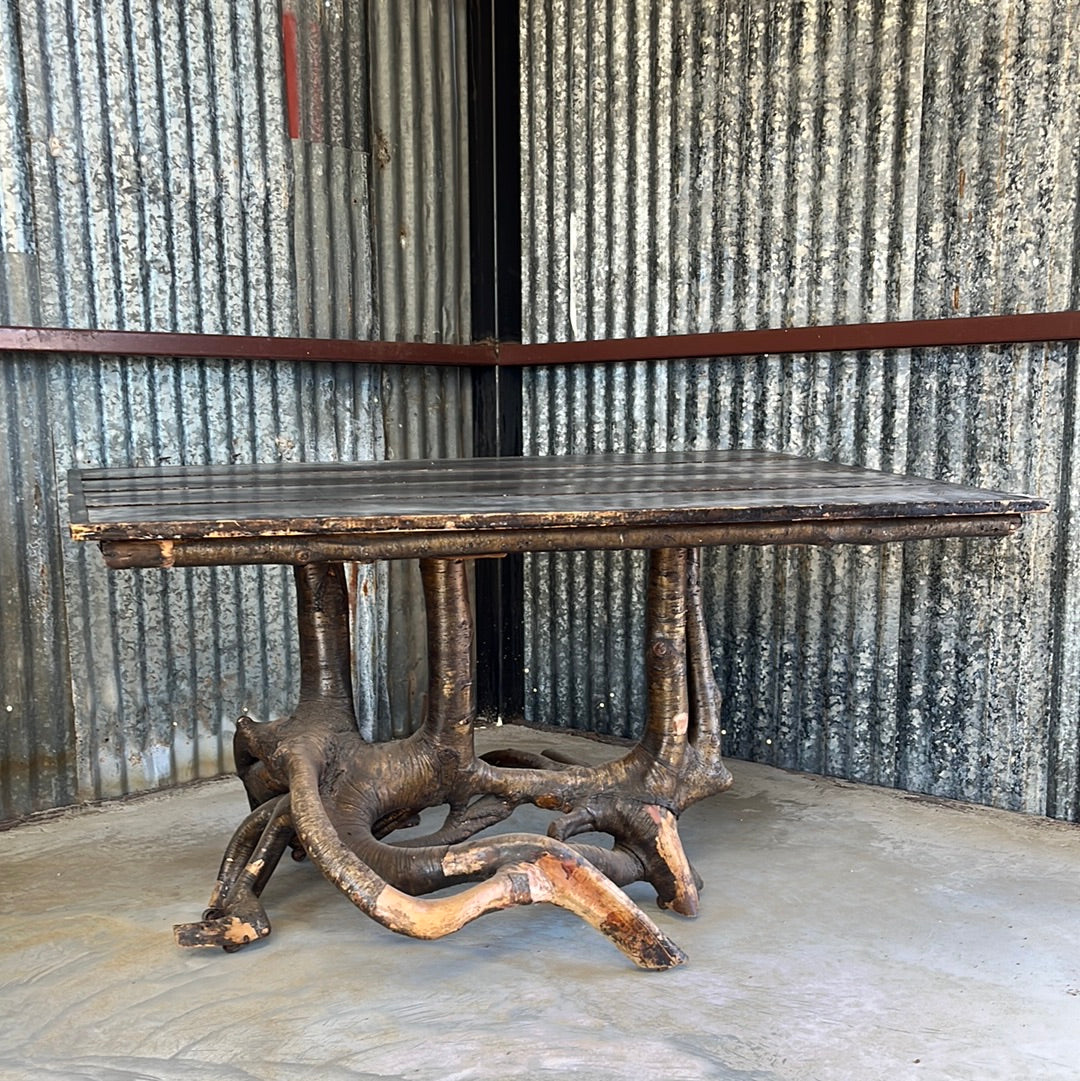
[174, 548, 734, 970]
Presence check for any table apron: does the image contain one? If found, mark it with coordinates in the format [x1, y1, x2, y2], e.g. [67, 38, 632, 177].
[98, 514, 1023, 569]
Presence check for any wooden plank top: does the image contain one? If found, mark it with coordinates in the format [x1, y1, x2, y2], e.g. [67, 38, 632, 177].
[68, 450, 1048, 544]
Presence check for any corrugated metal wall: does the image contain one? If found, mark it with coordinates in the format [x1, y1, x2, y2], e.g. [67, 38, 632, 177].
[368, 0, 473, 738]
[286, 0, 387, 742]
[0, 356, 76, 814]
[4, 0, 1075, 825]
[520, 0, 1080, 819]
[284, 0, 474, 740]
[0, 0, 470, 818]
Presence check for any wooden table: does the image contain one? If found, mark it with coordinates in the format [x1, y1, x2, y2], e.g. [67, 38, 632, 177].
[68, 450, 1047, 969]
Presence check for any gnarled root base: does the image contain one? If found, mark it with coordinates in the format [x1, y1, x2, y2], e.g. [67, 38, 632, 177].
[174, 551, 732, 970]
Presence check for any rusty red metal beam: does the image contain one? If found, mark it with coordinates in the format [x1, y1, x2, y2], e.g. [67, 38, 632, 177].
[281, 11, 302, 141]
[496, 310, 1080, 365]
[0, 325, 496, 366]
[2, 310, 1078, 367]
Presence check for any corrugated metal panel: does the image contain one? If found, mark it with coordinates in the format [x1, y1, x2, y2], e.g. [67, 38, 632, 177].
[286, 0, 388, 741]
[0, 356, 77, 818]
[0, 0, 391, 813]
[288, 0, 375, 341]
[3, 0, 296, 336]
[520, 0, 1080, 818]
[0, 13, 70, 817]
[368, 0, 473, 737]
[272, 0, 473, 742]
[53, 356, 384, 798]
[0, 0, 473, 815]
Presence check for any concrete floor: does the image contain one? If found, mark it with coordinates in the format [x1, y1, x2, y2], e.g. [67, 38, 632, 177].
[2, 725, 1078, 1081]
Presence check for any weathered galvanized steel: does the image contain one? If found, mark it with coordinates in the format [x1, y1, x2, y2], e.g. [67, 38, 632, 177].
[282, 0, 473, 739]
[0, 0, 472, 818]
[0, 348, 387, 816]
[0, 356, 78, 818]
[0, 0, 310, 816]
[287, 0, 376, 341]
[519, 0, 1080, 819]
[54, 356, 385, 802]
[368, 0, 474, 738]
[7, 0, 1073, 838]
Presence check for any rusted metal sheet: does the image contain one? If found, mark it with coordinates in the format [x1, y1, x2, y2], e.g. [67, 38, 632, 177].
[0, 325, 495, 365]
[498, 311, 1080, 365]
[519, 0, 1080, 819]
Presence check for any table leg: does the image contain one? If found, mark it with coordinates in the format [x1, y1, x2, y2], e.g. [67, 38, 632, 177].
[479, 547, 733, 914]
[175, 550, 730, 968]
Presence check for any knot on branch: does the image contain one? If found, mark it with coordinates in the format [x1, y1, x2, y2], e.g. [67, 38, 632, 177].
[548, 795, 702, 916]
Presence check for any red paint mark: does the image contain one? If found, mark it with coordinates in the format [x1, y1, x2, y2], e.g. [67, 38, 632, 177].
[282, 11, 300, 140]
[305, 18, 325, 143]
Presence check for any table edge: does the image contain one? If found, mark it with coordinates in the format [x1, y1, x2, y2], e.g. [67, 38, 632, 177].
[93, 514, 1031, 568]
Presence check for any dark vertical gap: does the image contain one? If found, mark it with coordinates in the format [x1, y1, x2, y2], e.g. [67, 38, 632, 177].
[468, 0, 523, 722]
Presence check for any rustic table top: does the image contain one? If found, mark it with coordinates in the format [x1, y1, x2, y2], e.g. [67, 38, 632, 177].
[69, 450, 1047, 544]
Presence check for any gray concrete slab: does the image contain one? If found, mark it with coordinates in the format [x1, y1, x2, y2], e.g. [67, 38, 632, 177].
[1, 726, 1078, 1081]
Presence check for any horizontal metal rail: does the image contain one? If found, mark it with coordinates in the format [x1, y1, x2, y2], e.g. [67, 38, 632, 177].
[497, 310, 1080, 366]
[0, 326, 494, 366]
[2, 310, 1078, 366]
